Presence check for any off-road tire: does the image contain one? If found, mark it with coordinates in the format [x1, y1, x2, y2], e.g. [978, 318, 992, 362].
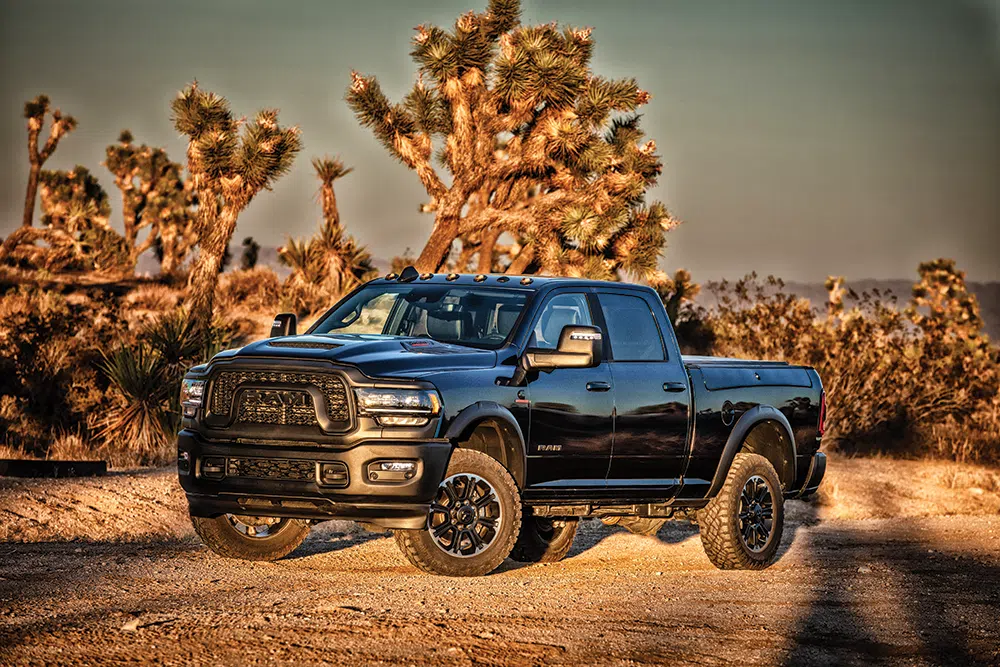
[620, 517, 666, 537]
[510, 516, 578, 563]
[698, 453, 784, 570]
[394, 448, 521, 577]
[191, 514, 311, 561]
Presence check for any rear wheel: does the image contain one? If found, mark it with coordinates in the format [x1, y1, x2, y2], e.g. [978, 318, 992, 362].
[191, 513, 311, 561]
[394, 448, 521, 577]
[510, 516, 578, 563]
[697, 453, 784, 570]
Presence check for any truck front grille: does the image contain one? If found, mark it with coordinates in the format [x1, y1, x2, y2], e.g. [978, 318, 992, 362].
[227, 457, 315, 482]
[209, 370, 350, 429]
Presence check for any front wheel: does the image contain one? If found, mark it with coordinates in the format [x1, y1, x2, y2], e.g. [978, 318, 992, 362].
[697, 453, 784, 570]
[191, 514, 311, 561]
[394, 448, 521, 576]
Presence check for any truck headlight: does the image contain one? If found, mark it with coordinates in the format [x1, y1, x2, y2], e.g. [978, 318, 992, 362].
[355, 388, 441, 426]
[180, 378, 206, 417]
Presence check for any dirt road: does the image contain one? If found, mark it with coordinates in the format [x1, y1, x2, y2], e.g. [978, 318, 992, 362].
[1, 464, 999, 666]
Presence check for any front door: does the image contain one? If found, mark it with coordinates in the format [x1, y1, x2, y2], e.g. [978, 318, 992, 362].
[523, 291, 614, 491]
[595, 290, 691, 490]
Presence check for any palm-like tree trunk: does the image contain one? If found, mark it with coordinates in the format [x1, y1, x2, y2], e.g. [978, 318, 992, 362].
[321, 183, 340, 229]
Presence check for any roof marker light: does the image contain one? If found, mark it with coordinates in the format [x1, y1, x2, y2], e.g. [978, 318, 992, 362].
[496, 276, 510, 283]
[474, 274, 487, 282]
[520, 277, 533, 285]
[419, 272, 433, 280]
[446, 273, 459, 281]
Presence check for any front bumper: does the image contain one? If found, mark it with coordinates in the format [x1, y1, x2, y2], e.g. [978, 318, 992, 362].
[177, 430, 453, 529]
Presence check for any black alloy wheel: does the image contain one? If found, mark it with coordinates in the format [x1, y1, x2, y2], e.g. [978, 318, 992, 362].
[737, 475, 775, 552]
[428, 473, 503, 557]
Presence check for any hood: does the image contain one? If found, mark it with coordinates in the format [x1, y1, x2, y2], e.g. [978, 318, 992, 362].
[213, 333, 498, 379]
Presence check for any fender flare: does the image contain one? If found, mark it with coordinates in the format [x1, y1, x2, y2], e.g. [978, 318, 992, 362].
[443, 401, 527, 488]
[705, 405, 797, 498]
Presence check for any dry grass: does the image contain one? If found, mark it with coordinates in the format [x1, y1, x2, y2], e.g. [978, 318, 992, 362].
[125, 284, 178, 312]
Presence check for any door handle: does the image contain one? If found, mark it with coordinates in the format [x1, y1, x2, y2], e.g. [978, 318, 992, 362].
[586, 381, 612, 392]
[663, 381, 687, 393]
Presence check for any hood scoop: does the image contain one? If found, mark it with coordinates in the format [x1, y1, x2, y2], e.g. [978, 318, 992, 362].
[267, 340, 342, 350]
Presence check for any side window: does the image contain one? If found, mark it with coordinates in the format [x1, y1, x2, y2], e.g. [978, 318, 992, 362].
[597, 293, 665, 361]
[529, 293, 592, 350]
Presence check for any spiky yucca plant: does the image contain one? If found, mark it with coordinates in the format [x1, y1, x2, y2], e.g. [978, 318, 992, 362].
[347, 0, 677, 282]
[97, 344, 172, 464]
[171, 83, 302, 338]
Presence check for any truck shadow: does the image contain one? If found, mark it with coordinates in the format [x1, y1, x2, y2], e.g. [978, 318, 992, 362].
[780, 503, 1000, 666]
[286, 526, 387, 559]
[562, 501, 815, 561]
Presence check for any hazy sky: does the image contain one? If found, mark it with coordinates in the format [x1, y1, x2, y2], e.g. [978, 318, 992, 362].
[2, 0, 998, 281]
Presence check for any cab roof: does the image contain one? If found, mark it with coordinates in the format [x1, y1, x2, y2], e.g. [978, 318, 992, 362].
[370, 266, 645, 293]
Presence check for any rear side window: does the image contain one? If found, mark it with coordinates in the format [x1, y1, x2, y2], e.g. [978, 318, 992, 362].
[597, 293, 665, 361]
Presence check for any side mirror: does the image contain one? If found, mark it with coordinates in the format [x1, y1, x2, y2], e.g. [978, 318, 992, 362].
[528, 324, 603, 370]
[270, 313, 297, 338]
[509, 325, 603, 385]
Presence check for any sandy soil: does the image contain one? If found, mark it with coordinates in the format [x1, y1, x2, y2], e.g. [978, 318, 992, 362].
[1, 455, 999, 666]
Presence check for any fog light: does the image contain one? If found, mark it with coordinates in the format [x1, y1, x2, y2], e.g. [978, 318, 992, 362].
[367, 460, 417, 483]
[378, 461, 416, 472]
[177, 450, 191, 473]
[183, 403, 198, 418]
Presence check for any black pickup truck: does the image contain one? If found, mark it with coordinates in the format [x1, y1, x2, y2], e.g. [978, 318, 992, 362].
[178, 267, 826, 576]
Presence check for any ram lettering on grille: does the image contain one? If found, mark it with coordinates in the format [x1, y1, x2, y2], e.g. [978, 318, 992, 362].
[210, 370, 349, 427]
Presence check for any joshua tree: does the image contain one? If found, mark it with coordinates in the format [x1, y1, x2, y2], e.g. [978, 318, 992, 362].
[279, 157, 376, 314]
[0, 95, 78, 261]
[104, 130, 194, 271]
[240, 236, 260, 270]
[313, 157, 352, 228]
[156, 176, 199, 277]
[7, 166, 129, 272]
[346, 0, 676, 281]
[37, 166, 111, 231]
[656, 269, 700, 326]
[171, 82, 301, 338]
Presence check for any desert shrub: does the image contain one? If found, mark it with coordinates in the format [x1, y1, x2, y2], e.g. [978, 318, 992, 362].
[217, 266, 281, 313]
[700, 261, 1000, 463]
[0, 288, 124, 455]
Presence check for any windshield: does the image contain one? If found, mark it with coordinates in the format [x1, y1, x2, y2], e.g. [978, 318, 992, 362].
[310, 284, 530, 349]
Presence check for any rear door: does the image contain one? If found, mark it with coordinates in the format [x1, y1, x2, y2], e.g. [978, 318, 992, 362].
[594, 289, 691, 489]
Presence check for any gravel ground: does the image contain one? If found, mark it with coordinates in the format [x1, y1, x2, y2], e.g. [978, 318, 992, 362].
[1, 461, 999, 666]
